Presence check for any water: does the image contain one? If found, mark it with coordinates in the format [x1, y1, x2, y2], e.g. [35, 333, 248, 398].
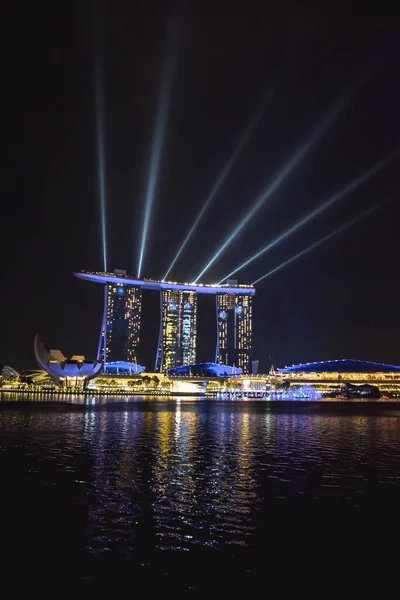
[1, 396, 400, 592]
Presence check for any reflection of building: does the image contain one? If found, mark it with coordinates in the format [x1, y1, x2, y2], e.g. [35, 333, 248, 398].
[155, 290, 197, 372]
[216, 281, 252, 374]
[99, 281, 143, 372]
[34, 334, 102, 386]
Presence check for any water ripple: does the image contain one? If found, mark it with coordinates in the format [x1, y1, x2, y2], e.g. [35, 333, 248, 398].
[1, 400, 400, 588]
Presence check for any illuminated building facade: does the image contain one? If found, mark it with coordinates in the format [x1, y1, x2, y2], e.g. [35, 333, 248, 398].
[169, 362, 242, 377]
[155, 289, 197, 372]
[75, 271, 255, 373]
[216, 289, 253, 374]
[275, 359, 400, 397]
[98, 283, 142, 369]
[34, 334, 102, 387]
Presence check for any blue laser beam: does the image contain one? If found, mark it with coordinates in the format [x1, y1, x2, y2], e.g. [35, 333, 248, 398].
[93, 1, 107, 272]
[218, 151, 396, 283]
[252, 201, 387, 284]
[137, 19, 179, 278]
[193, 81, 365, 284]
[162, 82, 280, 281]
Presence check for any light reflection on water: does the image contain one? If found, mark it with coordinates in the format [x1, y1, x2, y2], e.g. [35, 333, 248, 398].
[2, 391, 400, 404]
[1, 398, 400, 588]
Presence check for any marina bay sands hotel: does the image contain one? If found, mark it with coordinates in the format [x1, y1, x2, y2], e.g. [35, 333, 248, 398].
[75, 270, 255, 374]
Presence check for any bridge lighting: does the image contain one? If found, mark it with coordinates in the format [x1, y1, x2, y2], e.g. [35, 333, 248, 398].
[252, 201, 385, 284]
[137, 19, 179, 278]
[217, 151, 396, 283]
[193, 81, 361, 284]
[162, 81, 279, 281]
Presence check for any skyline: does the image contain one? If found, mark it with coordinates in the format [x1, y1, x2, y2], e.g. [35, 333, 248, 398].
[2, 2, 400, 371]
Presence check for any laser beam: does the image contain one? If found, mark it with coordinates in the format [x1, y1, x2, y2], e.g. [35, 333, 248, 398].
[193, 80, 365, 284]
[252, 201, 386, 285]
[218, 152, 396, 283]
[137, 19, 179, 278]
[162, 82, 279, 281]
[93, 1, 107, 272]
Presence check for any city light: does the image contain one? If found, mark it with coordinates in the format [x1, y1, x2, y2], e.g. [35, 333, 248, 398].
[193, 81, 361, 283]
[93, 3, 108, 272]
[217, 152, 396, 283]
[162, 81, 278, 281]
[217, 294, 252, 373]
[74, 271, 255, 294]
[156, 290, 197, 373]
[252, 201, 383, 284]
[137, 19, 179, 278]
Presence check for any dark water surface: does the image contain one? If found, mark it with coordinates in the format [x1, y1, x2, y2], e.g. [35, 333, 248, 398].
[1, 396, 400, 592]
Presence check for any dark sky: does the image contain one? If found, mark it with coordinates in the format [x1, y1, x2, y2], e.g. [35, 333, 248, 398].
[2, 1, 400, 372]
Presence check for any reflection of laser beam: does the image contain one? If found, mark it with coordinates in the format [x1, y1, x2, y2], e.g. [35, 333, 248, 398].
[137, 19, 179, 278]
[252, 201, 387, 285]
[218, 152, 396, 283]
[162, 83, 278, 281]
[93, 1, 107, 272]
[193, 80, 365, 284]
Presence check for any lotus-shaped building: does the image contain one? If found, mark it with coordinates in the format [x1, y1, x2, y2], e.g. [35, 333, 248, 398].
[34, 335, 102, 386]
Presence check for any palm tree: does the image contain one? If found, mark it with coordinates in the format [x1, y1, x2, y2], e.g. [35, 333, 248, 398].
[151, 375, 160, 388]
[142, 375, 151, 388]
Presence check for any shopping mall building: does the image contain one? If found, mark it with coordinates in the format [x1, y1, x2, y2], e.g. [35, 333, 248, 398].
[275, 359, 400, 397]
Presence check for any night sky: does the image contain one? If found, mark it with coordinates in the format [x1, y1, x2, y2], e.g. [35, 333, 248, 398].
[2, 1, 400, 373]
